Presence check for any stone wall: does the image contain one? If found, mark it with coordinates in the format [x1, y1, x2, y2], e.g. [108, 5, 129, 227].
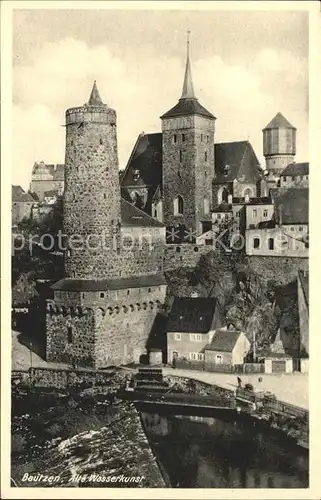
[247, 255, 308, 285]
[164, 244, 212, 271]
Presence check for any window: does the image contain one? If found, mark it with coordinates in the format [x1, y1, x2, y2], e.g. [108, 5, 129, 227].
[179, 150, 183, 163]
[154, 209, 157, 218]
[290, 227, 294, 232]
[283, 176, 287, 182]
[252, 209, 257, 217]
[194, 247, 199, 252]
[176, 246, 181, 253]
[236, 212, 240, 218]
[205, 239, 213, 246]
[174, 195, 184, 215]
[182, 133, 186, 142]
[253, 237, 260, 249]
[217, 213, 221, 220]
[100, 138, 103, 145]
[103, 193, 106, 199]
[127, 290, 130, 295]
[67, 327, 73, 344]
[268, 238, 274, 250]
[203, 198, 209, 215]
[100, 292, 105, 298]
[299, 226, 303, 232]
[263, 209, 268, 217]
[189, 352, 204, 361]
[148, 287, 151, 292]
[249, 224, 255, 229]
[206, 135, 209, 143]
[215, 354, 223, 364]
[204, 170, 207, 178]
[173, 134, 177, 143]
[190, 333, 202, 341]
[293, 176, 296, 181]
[201, 134, 203, 142]
[175, 333, 181, 341]
[205, 151, 208, 162]
[301, 175, 304, 180]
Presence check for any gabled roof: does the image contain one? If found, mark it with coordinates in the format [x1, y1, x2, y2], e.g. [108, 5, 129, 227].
[205, 329, 242, 352]
[52, 274, 167, 292]
[121, 133, 162, 202]
[281, 162, 309, 177]
[121, 198, 164, 227]
[263, 112, 296, 130]
[274, 187, 308, 225]
[167, 297, 218, 333]
[213, 141, 262, 184]
[12, 185, 35, 203]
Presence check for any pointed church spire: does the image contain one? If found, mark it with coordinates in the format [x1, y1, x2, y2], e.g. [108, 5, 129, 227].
[88, 81, 104, 105]
[181, 31, 196, 99]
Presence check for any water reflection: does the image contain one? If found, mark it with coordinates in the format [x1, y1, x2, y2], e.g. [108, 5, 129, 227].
[141, 412, 308, 488]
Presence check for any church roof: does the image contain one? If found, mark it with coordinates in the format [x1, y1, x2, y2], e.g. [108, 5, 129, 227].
[167, 297, 219, 333]
[213, 141, 262, 184]
[263, 112, 296, 130]
[121, 132, 162, 202]
[12, 185, 35, 203]
[88, 81, 104, 106]
[121, 198, 164, 227]
[281, 162, 309, 177]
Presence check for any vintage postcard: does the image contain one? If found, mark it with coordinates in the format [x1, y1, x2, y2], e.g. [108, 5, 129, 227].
[1, 1, 320, 498]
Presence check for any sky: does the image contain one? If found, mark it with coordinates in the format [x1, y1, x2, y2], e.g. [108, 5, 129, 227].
[12, 8, 309, 189]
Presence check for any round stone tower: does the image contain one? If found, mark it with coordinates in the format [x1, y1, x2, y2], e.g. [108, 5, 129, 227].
[263, 112, 296, 177]
[63, 81, 121, 279]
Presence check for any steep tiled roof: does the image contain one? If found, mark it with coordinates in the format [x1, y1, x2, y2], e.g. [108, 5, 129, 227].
[281, 162, 309, 177]
[205, 329, 241, 352]
[213, 141, 262, 184]
[167, 297, 218, 333]
[263, 112, 296, 130]
[212, 203, 233, 212]
[274, 187, 308, 225]
[44, 190, 59, 198]
[12, 185, 35, 203]
[161, 98, 215, 120]
[121, 133, 162, 203]
[52, 274, 166, 291]
[121, 198, 164, 227]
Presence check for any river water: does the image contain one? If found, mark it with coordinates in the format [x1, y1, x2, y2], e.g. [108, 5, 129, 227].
[141, 410, 309, 488]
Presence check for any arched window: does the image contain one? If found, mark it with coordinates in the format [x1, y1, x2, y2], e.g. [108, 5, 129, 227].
[218, 186, 229, 204]
[174, 195, 184, 215]
[268, 238, 274, 250]
[253, 238, 260, 249]
[203, 197, 210, 215]
[243, 188, 253, 198]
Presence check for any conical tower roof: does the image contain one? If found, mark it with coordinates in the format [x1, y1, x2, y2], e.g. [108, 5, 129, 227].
[160, 33, 215, 120]
[88, 81, 104, 106]
[263, 112, 296, 130]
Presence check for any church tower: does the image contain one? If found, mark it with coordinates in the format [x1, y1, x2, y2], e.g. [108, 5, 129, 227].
[160, 34, 216, 237]
[63, 81, 121, 279]
[263, 112, 296, 180]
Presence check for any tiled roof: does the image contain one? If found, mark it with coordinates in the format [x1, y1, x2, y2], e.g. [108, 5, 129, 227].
[167, 297, 218, 333]
[121, 133, 162, 203]
[274, 187, 308, 225]
[213, 141, 262, 184]
[44, 190, 59, 197]
[12, 185, 35, 203]
[121, 198, 164, 227]
[281, 162, 309, 177]
[161, 98, 215, 120]
[263, 112, 296, 130]
[52, 274, 167, 291]
[205, 329, 241, 352]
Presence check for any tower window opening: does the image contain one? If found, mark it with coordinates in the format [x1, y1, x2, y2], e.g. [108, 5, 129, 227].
[201, 134, 203, 142]
[100, 292, 105, 298]
[100, 138, 103, 145]
[67, 327, 73, 344]
[173, 134, 177, 143]
[205, 170, 207, 178]
[205, 151, 208, 162]
[103, 193, 106, 199]
[174, 195, 184, 215]
[182, 133, 186, 142]
[71, 140, 74, 146]
[253, 238, 260, 249]
[206, 135, 209, 143]
[179, 150, 183, 163]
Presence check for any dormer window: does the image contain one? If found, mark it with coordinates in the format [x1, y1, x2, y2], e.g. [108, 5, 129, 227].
[133, 169, 140, 181]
